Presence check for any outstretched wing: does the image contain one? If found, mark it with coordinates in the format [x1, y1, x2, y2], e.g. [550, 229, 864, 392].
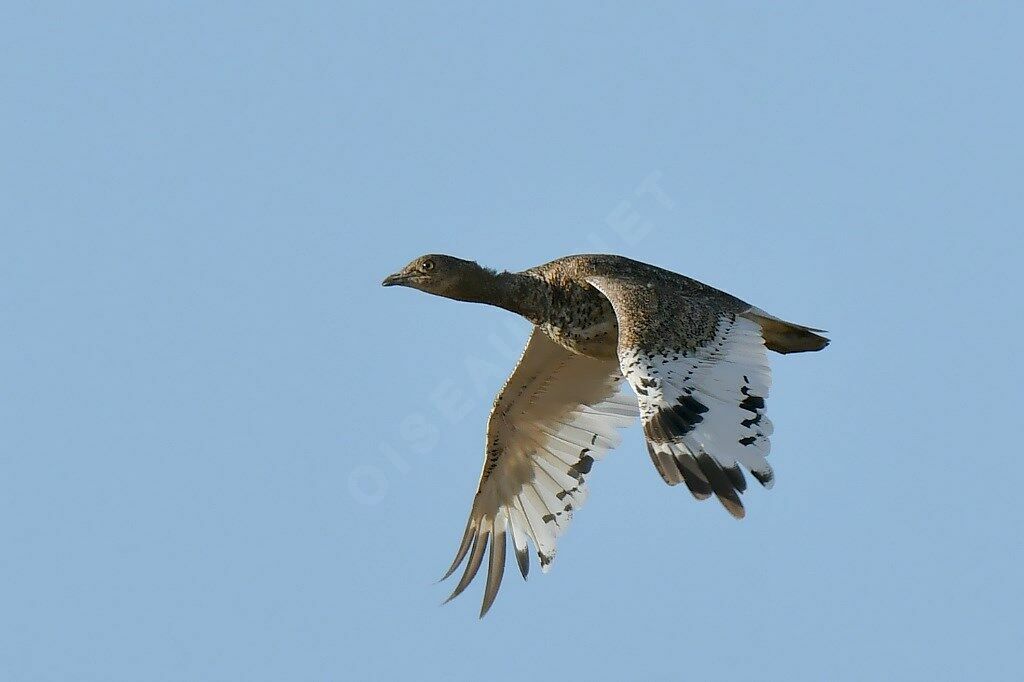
[442, 327, 637, 616]
[587, 275, 774, 519]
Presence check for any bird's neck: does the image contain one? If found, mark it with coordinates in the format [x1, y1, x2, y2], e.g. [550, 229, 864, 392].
[456, 271, 547, 322]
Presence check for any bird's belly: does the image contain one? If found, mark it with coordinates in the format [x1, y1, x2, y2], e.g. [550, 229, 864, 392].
[541, 320, 620, 360]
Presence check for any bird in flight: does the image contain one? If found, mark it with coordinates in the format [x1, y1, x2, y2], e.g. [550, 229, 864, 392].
[382, 254, 828, 616]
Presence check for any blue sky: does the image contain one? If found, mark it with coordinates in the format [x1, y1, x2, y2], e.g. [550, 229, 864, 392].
[2, 2, 1022, 680]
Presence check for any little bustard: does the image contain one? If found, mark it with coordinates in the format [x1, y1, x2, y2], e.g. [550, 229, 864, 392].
[382, 253, 829, 616]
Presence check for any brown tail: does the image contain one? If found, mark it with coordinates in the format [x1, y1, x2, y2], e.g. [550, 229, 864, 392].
[743, 308, 830, 354]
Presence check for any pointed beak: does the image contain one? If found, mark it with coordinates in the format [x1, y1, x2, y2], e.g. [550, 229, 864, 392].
[381, 271, 411, 287]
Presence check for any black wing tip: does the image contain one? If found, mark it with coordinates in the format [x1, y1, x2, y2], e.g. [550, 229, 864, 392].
[695, 452, 746, 519]
[442, 531, 489, 605]
[515, 547, 530, 580]
[646, 436, 754, 516]
[751, 467, 774, 489]
[724, 463, 747, 493]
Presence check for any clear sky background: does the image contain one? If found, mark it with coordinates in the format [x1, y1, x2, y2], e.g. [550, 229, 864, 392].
[2, 3, 1022, 681]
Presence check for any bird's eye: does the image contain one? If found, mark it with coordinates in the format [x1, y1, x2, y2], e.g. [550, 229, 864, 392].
[421, 260, 435, 272]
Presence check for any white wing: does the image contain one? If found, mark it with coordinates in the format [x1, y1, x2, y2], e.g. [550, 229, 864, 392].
[442, 327, 637, 616]
[587, 276, 774, 519]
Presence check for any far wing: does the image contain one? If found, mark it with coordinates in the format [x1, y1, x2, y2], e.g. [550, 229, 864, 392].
[587, 275, 774, 519]
[442, 327, 637, 616]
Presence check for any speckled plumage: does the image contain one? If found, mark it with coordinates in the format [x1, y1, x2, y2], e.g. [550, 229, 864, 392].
[518, 254, 751, 357]
[382, 252, 829, 616]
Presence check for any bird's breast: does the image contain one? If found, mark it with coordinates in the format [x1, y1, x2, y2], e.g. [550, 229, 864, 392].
[539, 312, 620, 360]
[528, 273, 622, 359]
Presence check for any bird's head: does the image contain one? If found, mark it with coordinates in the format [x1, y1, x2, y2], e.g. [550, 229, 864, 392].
[381, 254, 497, 300]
